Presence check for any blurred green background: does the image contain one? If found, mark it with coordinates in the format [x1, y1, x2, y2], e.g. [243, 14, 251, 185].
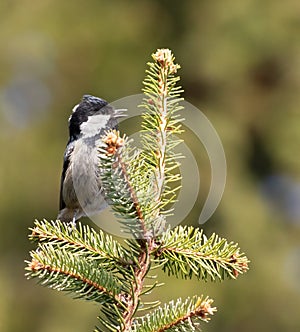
[1, 0, 300, 331]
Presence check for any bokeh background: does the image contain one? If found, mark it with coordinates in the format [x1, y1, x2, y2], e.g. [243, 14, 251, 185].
[1, 0, 300, 331]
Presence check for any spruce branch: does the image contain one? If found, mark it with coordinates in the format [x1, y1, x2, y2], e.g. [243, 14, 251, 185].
[25, 48, 250, 332]
[141, 49, 184, 218]
[154, 226, 249, 281]
[131, 296, 216, 332]
[26, 244, 125, 304]
[99, 131, 160, 239]
[29, 219, 133, 272]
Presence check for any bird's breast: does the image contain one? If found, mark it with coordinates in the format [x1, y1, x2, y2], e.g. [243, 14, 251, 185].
[66, 139, 104, 208]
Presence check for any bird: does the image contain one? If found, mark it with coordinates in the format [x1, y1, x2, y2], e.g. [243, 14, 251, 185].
[57, 94, 124, 224]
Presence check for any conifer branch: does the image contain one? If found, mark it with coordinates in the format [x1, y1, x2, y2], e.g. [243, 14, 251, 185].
[99, 132, 159, 239]
[122, 246, 152, 331]
[154, 226, 249, 281]
[26, 244, 125, 304]
[131, 296, 216, 332]
[25, 48, 250, 332]
[29, 220, 133, 271]
[141, 49, 184, 219]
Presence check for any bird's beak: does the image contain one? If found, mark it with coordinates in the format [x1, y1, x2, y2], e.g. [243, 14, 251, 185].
[114, 109, 127, 118]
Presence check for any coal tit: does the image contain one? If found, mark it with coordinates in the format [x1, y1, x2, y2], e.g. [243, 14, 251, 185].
[57, 95, 124, 224]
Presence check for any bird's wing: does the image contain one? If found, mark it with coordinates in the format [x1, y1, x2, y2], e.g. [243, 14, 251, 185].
[59, 142, 74, 210]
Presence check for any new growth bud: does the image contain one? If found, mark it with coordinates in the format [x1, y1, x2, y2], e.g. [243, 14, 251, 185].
[102, 130, 124, 155]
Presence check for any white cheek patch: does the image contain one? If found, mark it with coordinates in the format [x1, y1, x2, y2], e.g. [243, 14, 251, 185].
[80, 114, 111, 137]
